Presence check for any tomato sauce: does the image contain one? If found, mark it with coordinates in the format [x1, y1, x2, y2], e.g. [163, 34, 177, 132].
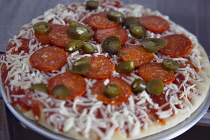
[180, 59, 200, 73]
[1, 67, 41, 120]
[150, 94, 168, 107]
[6, 38, 30, 54]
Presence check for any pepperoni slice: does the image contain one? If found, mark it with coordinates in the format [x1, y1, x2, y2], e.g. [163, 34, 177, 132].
[95, 27, 128, 44]
[48, 72, 86, 100]
[48, 24, 72, 48]
[29, 46, 67, 71]
[159, 34, 193, 58]
[85, 55, 115, 79]
[119, 45, 155, 67]
[87, 12, 119, 30]
[138, 15, 169, 33]
[138, 62, 175, 84]
[34, 33, 51, 44]
[92, 77, 132, 105]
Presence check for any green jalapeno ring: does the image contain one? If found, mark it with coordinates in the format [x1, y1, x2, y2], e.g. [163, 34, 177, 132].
[141, 38, 168, 53]
[33, 22, 51, 34]
[30, 83, 48, 93]
[72, 57, 90, 75]
[86, 0, 99, 10]
[68, 21, 94, 41]
[131, 79, 147, 93]
[162, 58, 179, 71]
[82, 42, 95, 54]
[129, 23, 146, 39]
[66, 40, 83, 52]
[103, 84, 120, 98]
[101, 36, 121, 54]
[117, 61, 135, 74]
[146, 79, 164, 95]
[122, 16, 138, 27]
[107, 10, 125, 23]
[52, 84, 69, 100]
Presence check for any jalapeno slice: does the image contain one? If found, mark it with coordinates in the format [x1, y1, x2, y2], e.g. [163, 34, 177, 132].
[82, 42, 95, 54]
[103, 84, 120, 98]
[72, 57, 90, 75]
[52, 84, 69, 100]
[33, 22, 51, 34]
[117, 61, 135, 74]
[107, 10, 124, 23]
[122, 16, 138, 27]
[66, 40, 83, 52]
[86, 0, 99, 10]
[162, 58, 179, 71]
[131, 79, 147, 93]
[129, 23, 146, 39]
[68, 21, 94, 41]
[30, 83, 48, 93]
[101, 36, 121, 54]
[146, 79, 164, 95]
[141, 38, 167, 53]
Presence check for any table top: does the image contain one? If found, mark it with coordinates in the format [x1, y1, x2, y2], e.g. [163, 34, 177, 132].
[0, 0, 210, 140]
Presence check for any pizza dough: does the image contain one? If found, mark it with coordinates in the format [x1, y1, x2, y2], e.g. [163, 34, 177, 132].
[1, 0, 210, 140]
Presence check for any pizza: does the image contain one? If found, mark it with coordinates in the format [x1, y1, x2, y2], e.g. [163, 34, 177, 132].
[1, 0, 210, 139]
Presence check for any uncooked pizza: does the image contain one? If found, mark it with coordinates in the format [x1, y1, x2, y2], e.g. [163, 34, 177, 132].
[1, 0, 210, 139]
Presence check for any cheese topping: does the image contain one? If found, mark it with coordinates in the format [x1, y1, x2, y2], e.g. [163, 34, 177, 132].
[0, 1, 208, 140]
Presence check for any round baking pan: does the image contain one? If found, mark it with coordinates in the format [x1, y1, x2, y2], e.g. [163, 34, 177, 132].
[1, 77, 209, 140]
